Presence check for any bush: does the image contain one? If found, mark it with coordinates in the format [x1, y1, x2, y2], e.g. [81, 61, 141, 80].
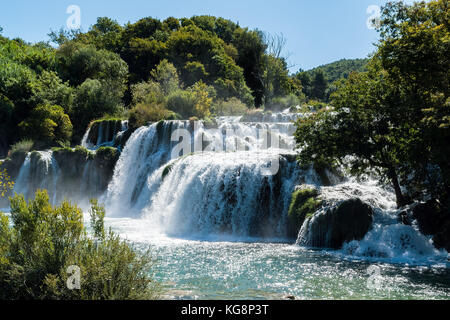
[287, 188, 322, 239]
[8, 139, 34, 157]
[0, 169, 14, 197]
[19, 104, 73, 147]
[166, 89, 195, 119]
[212, 97, 248, 116]
[265, 94, 301, 111]
[0, 190, 159, 300]
[128, 103, 174, 130]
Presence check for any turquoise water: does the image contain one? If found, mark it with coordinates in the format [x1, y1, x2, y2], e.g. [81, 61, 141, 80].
[106, 217, 450, 300]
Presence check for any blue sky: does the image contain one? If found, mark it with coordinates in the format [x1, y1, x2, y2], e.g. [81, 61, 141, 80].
[0, 0, 414, 71]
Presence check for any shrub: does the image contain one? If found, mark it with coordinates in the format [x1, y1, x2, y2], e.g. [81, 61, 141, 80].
[189, 81, 213, 119]
[128, 103, 173, 130]
[8, 139, 34, 157]
[287, 188, 322, 238]
[212, 97, 248, 116]
[0, 190, 159, 300]
[131, 81, 165, 106]
[19, 104, 73, 147]
[166, 89, 195, 119]
[265, 94, 301, 111]
[0, 169, 14, 197]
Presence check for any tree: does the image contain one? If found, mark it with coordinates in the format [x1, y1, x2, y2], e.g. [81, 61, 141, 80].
[150, 59, 180, 95]
[295, 66, 409, 208]
[19, 104, 73, 146]
[29, 70, 74, 114]
[56, 43, 128, 88]
[190, 81, 213, 118]
[232, 28, 267, 106]
[375, 0, 450, 200]
[72, 79, 124, 138]
[310, 70, 327, 101]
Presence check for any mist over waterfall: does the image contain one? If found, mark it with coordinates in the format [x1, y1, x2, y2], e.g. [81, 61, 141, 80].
[7, 109, 448, 264]
[105, 116, 302, 239]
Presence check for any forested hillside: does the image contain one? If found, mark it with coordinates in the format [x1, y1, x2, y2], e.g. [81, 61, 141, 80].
[296, 58, 368, 102]
[0, 16, 302, 157]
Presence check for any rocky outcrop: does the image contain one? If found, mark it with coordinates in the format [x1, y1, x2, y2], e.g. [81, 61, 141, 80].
[287, 188, 322, 239]
[298, 198, 373, 249]
[399, 199, 450, 252]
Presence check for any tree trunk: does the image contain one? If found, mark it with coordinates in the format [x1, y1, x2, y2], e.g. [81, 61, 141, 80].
[388, 166, 407, 208]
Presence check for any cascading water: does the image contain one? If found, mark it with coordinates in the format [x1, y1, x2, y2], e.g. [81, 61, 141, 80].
[12, 149, 112, 207]
[105, 117, 301, 236]
[9, 110, 448, 264]
[82, 120, 129, 150]
[7, 110, 449, 299]
[296, 179, 448, 264]
[13, 151, 60, 203]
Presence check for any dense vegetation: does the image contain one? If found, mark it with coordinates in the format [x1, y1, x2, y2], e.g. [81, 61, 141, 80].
[0, 15, 308, 157]
[296, 58, 368, 102]
[295, 0, 449, 208]
[0, 190, 158, 300]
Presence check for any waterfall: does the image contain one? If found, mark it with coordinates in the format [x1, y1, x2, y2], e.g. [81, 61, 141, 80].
[103, 115, 302, 238]
[296, 179, 448, 263]
[12, 149, 112, 207]
[82, 120, 129, 150]
[13, 151, 60, 203]
[8, 108, 448, 262]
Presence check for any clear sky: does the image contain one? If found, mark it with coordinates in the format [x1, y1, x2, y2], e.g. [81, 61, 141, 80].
[0, 0, 415, 71]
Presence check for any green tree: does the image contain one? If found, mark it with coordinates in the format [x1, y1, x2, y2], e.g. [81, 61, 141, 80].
[375, 0, 450, 200]
[19, 104, 73, 146]
[72, 79, 125, 139]
[150, 59, 180, 95]
[29, 70, 74, 114]
[295, 66, 409, 208]
[310, 70, 327, 101]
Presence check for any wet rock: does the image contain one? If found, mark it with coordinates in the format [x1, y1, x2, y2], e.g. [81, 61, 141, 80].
[299, 198, 373, 249]
[399, 199, 450, 252]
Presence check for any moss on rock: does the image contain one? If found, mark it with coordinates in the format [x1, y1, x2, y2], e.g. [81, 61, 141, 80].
[287, 188, 322, 239]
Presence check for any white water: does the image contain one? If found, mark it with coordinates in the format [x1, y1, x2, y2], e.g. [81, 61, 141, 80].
[13, 151, 60, 204]
[81, 120, 129, 150]
[10, 112, 449, 267]
[7, 110, 450, 299]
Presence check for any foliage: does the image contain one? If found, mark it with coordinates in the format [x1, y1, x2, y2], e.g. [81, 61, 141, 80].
[297, 59, 368, 102]
[128, 103, 174, 130]
[150, 59, 180, 95]
[189, 81, 213, 118]
[287, 188, 321, 238]
[295, 0, 449, 207]
[265, 94, 303, 111]
[212, 97, 248, 116]
[72, 79, 125, 138]
[166, 89, 196, 118]
[29, 70, 74, 114]
[0, 190, 158, 300]
[8, 139, 34, 157]
[19, 104, 73, 147]
[0, 169, 14, 197]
